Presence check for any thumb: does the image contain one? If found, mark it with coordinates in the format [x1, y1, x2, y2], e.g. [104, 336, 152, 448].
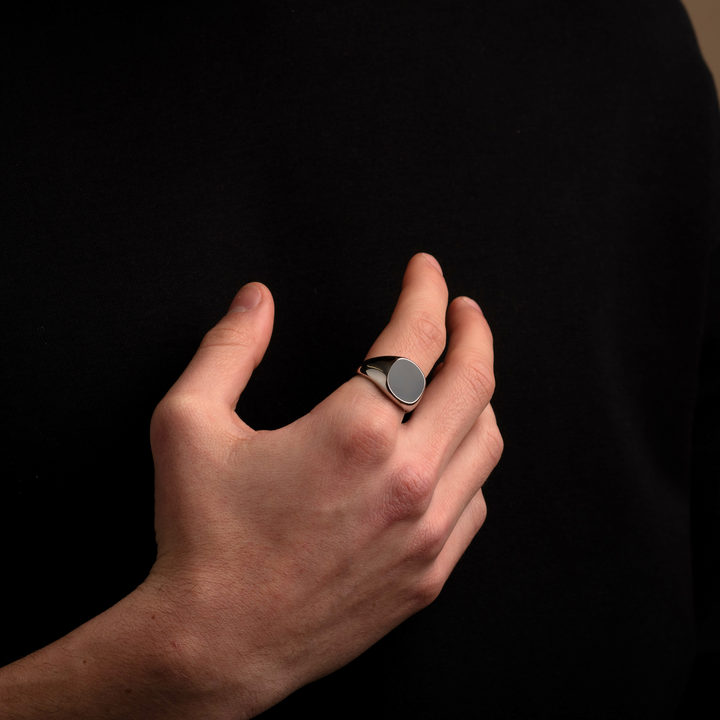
[169, 282, 275, 412]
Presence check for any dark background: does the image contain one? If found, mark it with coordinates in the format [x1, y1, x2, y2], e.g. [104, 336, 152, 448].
[1, 2, 718, 717]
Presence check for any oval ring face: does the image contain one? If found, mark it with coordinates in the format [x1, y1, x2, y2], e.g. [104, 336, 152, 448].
[387, 358, 425, 405]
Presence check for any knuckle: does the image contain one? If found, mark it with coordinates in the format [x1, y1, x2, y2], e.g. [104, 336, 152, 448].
[482, 422, 505, 466]
[411, 567, 445, 609]
[339, 411, 396, 465]
[461, 356, 496, 408]
[381, 463, 435, 523]
[410, 310, 446, 355]
[406, 515, 448, 562]
[150, 393, 202, 448]
[465, 491, 488, 534]
[151, 393, 193, 432]
[471, 495, 488, 532]
[200, 323, 253, 352]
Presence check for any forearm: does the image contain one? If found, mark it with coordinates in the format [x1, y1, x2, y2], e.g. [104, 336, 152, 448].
[0, 583, 263, 720]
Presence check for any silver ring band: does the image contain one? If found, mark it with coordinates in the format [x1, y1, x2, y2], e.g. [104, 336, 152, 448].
[357, 356, 426, 413]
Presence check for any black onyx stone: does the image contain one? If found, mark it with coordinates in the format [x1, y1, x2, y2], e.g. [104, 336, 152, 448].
[387, 358, 425, 405]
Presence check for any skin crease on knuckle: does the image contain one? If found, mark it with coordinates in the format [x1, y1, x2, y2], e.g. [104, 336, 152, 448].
[150, 394, 206, 451]
[481, 420, 505, 468]
[317, 388, 399, 467]
[199, 323, 255, 352]
[337, 411, 397, 466]
[405, 512, 448, 565]
[406, 309, 446, 358]
[452, 355, 496, 413]
[151, 393, 236, 464]
[409, 563, 446, 610]
[469, 493, 489, 534]
[377, 462, 436, 526]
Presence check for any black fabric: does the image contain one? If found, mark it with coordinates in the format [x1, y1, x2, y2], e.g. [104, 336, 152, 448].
[2, 2, 719, 717]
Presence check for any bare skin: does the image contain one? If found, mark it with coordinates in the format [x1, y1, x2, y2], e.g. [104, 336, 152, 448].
[0, 253, 502, 719]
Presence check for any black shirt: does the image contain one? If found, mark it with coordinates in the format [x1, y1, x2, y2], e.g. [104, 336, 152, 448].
[2, 2, 719, 717]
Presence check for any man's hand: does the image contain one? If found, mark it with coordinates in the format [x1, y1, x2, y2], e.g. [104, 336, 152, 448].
[0, 253, 501, 720]
[145, 252, 502, 716]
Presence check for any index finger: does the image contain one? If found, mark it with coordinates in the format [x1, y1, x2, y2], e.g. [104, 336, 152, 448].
[346, 253, 449, 417]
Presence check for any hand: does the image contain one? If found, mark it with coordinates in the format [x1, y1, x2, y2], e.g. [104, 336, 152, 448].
[144, 253, 503, 717]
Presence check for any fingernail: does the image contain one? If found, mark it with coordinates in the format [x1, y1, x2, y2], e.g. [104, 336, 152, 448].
[422, 253, 443, 276]
[463, 296, 483, 315]
[229, 283, 262, 313]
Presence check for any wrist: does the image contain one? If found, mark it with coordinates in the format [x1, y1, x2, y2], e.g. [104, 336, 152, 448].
[137, 567, 289, 720]
[0, 581, 270, 720]
[113, 579, 272, 720]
